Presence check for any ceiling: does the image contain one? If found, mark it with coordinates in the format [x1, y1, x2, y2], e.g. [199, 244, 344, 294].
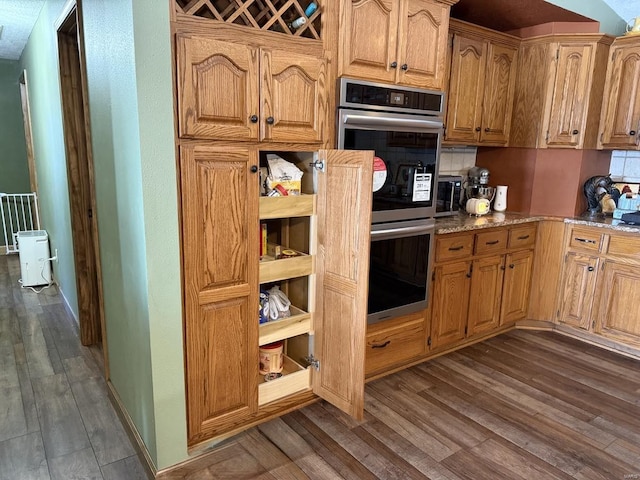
[0, 0, 637, 61]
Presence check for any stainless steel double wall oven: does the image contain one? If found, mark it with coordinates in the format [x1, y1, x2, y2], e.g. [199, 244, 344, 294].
[337, 78, 445, 324]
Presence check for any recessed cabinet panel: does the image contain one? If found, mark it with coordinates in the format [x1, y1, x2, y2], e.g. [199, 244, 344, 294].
[558, 252, 598, 330]
[431, 261, 470, 348]
[467, 255, 503, 336]
[500, 249, 534, 324]
[314, 149, 373, 419]
[400, 0, 448, 88]
[545, 44, 592, 147]
[481, 43, 517, 144]
[599, 42, 640, 150]
[181, 145, 259, 444]
[177, 35, 259, 140]
[262, 50, 327, 143]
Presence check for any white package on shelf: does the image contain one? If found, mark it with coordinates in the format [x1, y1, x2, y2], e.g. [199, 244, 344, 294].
[17, 230, 52, 287]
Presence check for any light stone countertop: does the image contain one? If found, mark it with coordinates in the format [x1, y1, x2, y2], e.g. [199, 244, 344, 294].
[435, 212, 640, 235]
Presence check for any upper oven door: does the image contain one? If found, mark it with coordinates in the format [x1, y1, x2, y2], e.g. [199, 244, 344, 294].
[338, 109, 443, 223]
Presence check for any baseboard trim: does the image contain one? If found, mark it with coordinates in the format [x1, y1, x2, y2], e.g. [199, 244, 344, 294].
[0, 245, 7, 255]
[106, 380, 157, 479]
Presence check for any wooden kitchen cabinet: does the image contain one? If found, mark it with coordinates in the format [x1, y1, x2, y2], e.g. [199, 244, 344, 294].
[598, 36, 640, 150]
[557, 252, 599, 329]
[338, 0, 456, 90]
[176, 33, 327, 144]
[181, 147, 373, 445]
[445, 20, 519, 146]
[510, 34, 613, 149]
[431, 223, 536, 349]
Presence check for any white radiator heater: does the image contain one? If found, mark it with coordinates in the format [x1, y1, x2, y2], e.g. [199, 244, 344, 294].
[17, 230, 52, 287]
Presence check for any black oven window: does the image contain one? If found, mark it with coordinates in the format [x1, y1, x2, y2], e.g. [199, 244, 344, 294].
[343, 129, 437, 207]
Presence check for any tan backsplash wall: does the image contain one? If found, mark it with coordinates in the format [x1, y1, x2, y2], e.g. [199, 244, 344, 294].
[476, 147, 611, 217]
[439, 147, 477, 176]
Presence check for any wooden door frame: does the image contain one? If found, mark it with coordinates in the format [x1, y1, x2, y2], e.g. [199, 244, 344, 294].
[18, 70, 38, 194]
[56, 0, 108, 374]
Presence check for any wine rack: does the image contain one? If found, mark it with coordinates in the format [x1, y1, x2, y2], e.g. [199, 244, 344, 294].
[174, 0, 322, 39]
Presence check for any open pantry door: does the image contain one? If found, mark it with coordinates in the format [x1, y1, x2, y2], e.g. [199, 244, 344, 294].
[312, 149, 373, 419]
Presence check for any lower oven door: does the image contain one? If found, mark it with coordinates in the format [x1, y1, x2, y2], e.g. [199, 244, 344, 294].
[368, 218, 435, 324]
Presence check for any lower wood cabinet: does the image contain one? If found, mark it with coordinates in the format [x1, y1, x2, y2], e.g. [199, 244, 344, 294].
[557, 224, 640, 350]
[431, 223, 536, 350]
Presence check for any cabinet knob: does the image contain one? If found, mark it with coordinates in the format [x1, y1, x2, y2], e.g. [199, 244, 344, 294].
[250, 165, 258, 173]
[266, 116, 275, 125]
[390, 61, 398, 68]
[250, 115, 258, 123]
[401, 63, 408, 71]
[572, 129, 579, 135]
[630, 130, 637, 136]
[587, 266, 594, 272]
[485, 127, 491, 132]
[475, 127, 481, 132]
[509, 263, 515, 269]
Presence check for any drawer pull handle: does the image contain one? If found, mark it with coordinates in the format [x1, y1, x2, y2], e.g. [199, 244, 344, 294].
[575, 237, 596, 244]
[371, 340, 391, 349]
[486, 240, 500, 245]
[517, 234, 530, 240]
[448, 245, 464, 251]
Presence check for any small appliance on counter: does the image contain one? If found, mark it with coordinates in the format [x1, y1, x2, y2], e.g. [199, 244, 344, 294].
[464, 166, 495, 216]
[435, 175, 463, 217]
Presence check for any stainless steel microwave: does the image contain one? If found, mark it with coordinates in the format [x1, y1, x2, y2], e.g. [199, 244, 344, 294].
[435, 175, 463, 217]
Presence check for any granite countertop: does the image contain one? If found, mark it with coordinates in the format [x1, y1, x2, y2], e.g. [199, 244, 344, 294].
[435, 212, 640, 235]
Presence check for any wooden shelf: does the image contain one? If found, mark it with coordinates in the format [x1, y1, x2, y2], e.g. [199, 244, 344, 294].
[259, 194, 315, 219]
[258, 355, 311, 406]
[174, 0, 322, 40]
[259, 306, 311, 346]
[260, 254, 313, 283]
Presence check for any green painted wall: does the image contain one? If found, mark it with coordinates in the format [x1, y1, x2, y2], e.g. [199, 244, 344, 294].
[81, 0, 186, 469]
[0, 59, 30, 196]
[546, 0, 627, 35]
[19, 0, 79, 318]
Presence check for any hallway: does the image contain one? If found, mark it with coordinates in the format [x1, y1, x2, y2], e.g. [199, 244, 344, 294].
[0, 254, 147, 479]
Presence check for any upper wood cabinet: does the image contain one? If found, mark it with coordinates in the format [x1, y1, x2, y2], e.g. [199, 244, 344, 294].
[510, 34, 613, 149]
[176, 33, 327, 144]
[598, 36, 640, 150]
[445, 20, 519, 146]
[338, 0, 457, 90]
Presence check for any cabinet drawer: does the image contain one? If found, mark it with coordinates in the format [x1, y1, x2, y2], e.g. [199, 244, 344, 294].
[508, 224, 537, 249]
[607, 234, 640, 257]
[568, 227, 603, 252]
[474, 229, 508, 255]
[365, 317, 425, 375]
[435, 234, 474, 262]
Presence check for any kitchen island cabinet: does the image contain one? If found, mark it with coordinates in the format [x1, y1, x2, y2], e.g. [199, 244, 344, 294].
[338, 0, 457, 90]
[598, 35, 640, 150]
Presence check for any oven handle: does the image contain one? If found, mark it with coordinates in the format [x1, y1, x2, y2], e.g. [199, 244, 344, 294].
[342, 113, 443, 131]
[371, 223, 435, 241]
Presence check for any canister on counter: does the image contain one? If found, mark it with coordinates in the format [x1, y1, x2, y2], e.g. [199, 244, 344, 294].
[259, 341, 283, 379]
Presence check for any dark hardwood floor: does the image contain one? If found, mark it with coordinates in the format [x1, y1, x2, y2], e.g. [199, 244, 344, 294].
[3, 253, 640, 479]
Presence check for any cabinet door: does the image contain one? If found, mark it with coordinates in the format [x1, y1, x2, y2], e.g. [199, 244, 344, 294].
[339, 0, 399, 83]
[397, 0, 450, 89]
[545, 43, 593, 148]
[445, 34, 486, 144]
[599, 43, 640, 150]
[431, 261, 471, 348]
[594, 260, 640, 347]
[500, 249, 534, 325]
[314, 149, 373, 419]
[480, 43, 518, 145]
[180, 145, 260, 445]
[558, 252, 598, 330]
[467, 255, 504, 336]
[176, 35, 259, 140]
[261, 49, 327, 144]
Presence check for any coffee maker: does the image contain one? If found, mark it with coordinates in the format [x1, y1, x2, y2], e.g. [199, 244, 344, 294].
[463, 167, 495, 215]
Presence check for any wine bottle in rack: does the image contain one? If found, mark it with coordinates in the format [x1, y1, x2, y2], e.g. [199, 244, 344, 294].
[304, 2, 317, 17]
[287, 16, 307, 31]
